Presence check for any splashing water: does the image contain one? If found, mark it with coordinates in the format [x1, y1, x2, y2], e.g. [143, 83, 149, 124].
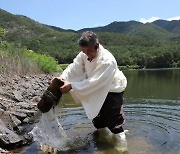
[30, 105, 69, 151]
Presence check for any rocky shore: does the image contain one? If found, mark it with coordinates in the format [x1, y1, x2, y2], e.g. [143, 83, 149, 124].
[0, 73, 60, 153]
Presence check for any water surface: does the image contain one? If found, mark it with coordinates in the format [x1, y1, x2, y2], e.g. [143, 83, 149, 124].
[23, 69, 180, 154]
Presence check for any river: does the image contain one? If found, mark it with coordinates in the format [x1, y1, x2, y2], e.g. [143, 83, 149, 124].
[21, 69, 180, 154]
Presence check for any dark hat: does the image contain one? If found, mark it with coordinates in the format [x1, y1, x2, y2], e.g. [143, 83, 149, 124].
[37, 78, 64, 113]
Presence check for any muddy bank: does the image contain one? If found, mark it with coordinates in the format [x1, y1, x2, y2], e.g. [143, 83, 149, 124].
[0, 73, 61, 153]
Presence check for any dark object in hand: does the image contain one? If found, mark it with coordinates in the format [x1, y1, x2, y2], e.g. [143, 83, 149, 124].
[37, 78, 64, 113]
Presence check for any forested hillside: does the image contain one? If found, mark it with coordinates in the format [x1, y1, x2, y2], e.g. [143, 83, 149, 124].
[153, 20, 180, 36]
[0, 8, 180, 73]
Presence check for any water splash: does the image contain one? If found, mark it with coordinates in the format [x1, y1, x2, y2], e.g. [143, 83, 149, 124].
[30, 105, 69, 151]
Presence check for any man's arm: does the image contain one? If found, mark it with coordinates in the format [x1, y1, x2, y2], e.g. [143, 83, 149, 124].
[61, 52, 85, 81]
[70, 60, 116, 97]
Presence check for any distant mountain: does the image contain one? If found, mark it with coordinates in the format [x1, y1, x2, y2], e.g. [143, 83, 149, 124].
[153, 19, 180, 36]
[0, 9, 47, 42]
[78, 21, 142, 33]
[0, 9, 180, 69]
[128, 22, 172, 38]
[47, 25, 76, 33]
[0, 9, 79, 64]
[0, 9, 78, 42]
[78, 20, 172, 38]
[0, 9, 43, 31]
[1, 8, 179, 38]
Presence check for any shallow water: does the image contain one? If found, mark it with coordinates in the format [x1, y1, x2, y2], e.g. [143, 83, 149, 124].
[20, 69, 180, 154]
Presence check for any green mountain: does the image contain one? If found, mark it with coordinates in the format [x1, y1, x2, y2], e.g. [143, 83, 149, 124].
[0, 9, 52, 39]
[78, 21, 172, 39]
[47, 25, 76, 33]
[0, 8, 180, 69]
[153, 19, 180, 36]
[0, 9, 79, 64]
[0, 8, 178, 40]
[78, 21, 142, 33]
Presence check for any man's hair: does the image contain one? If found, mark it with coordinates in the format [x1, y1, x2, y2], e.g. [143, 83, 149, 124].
[78, 31, 99, 48]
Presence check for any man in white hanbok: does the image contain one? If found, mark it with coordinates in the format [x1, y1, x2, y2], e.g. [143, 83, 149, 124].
[55, 31, 128, 152]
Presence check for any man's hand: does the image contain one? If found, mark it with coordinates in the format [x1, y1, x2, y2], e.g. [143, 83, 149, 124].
[59, 79, 72, 93]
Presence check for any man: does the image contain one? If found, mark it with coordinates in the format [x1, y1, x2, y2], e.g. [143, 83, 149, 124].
[56, 31, 127, 151]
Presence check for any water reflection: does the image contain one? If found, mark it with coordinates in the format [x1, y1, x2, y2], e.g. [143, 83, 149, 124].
[123, 69, 180, 100]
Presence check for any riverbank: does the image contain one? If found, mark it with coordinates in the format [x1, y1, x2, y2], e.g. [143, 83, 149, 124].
[0, 73, 61, 153]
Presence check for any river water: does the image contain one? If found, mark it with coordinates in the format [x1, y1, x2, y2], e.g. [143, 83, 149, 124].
[21, 69, 180, 154]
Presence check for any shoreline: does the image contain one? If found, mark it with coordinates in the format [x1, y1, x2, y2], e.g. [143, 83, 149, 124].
[0, 73, 61, 152]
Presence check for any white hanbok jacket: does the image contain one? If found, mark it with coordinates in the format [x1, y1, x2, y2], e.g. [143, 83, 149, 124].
[61, 45, 127, 119]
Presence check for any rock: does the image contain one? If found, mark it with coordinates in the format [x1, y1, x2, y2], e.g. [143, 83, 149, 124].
[0, 121, 23, 149]
[9, 114, 22, 127]
[12, 112, 27, 122]
[17, 101, 32, 109]
[0, 102, 6, 111]
[22, 117, 30, 123]
[0, 73, 61, 151]
[22, 133, 33, 145]
[13, 90, 24, 102]
[0, 110, 16, 131]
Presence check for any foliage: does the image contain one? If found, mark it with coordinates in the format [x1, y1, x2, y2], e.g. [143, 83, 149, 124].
[0, 27, 5, 39]
[59, 64, 69, 70]
[25, 50, 62, 73]
[0, 41, 39, 75]
[0, 8, 180, 71]
[0, 40, 62, 75]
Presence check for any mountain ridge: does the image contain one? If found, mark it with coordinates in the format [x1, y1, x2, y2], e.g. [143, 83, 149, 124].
[1, 8, 180, 37]
[0, 8, 180, 69]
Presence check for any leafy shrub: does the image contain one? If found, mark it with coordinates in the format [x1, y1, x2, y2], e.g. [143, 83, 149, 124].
[59, 64, 69, 70]
[0, 41, 63, 75]
[25, 50, 63, 73]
